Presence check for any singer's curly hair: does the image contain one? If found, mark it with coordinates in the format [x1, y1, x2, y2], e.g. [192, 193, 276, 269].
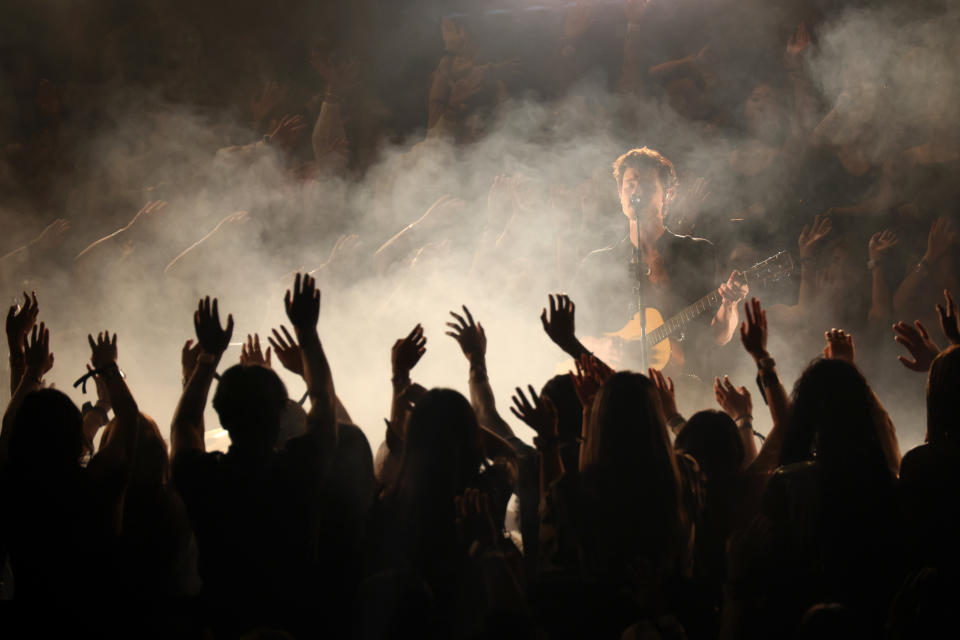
[612, 147, 678, 193]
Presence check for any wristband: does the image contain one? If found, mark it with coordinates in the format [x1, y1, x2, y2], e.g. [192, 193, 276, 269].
[735, 414, 753, 425]
[866, 259, 879, 270]
[666, 414, 686, 431]
[756, 356, 776, 372]
[916, 258, 930, 274]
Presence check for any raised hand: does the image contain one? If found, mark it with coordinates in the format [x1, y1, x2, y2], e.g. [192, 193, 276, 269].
[392, 324, 426, 381]
[649, 368, 678, 420]
[740, 297, 769, 361]
[446, 306, 486, 364]
[240, 334, 272, 367]
[455, 488, 499, 556]
[181, 339, 201, 383]
[268, 114, 307, 151]
[785, 21, 811, 66]
[936, 290, 960, 346]
[540, 294, 577, 353]
[923, 218, 957, 266]
[6, 291, 38, 354]
[510, 385, 558, 440]
[823, 328, 855, 363]
[251, 80, 287, 124]
[714, 376, 752, 421]
[194, 296, 234, 359]
[797, 214, 832, 260]
[571, 354, 611, 409]
[87, 331, 118, 370]
[868, 229, 899, 264]
[893, 320, 940, 372]
[284, 273, 320, 332]
[268, 325, 304, 376]
[24, 322, 53, 377]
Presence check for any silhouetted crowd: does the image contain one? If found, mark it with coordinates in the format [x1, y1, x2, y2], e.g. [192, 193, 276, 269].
[2, 0, 960, 638]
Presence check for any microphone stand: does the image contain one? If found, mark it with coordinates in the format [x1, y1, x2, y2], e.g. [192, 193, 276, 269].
[630, 198, 648, 371]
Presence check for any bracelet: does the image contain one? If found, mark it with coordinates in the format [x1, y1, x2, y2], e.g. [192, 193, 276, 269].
[866, 259, 879, 270]
[916, 258, 930, 274]
[666, 414, 686, 431]
[100, 362, 122, 380]
[756, 356, 776, 372]
[735, 414, 753, 425]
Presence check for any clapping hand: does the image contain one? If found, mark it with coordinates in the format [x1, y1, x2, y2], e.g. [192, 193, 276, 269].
[194, 296, 234, 360]
[25, 322, 53, 377]
[893, 320, 940, 372]
[740, 297, 769, 361]
[823, 328, 855, 363]
[936, 289, 960, 346]
[714, 376, 752, 421]
[6, 291, 38, 354]
[649, 368, 678, 420]
[446, 306, 486, 364]
[268, 325, 304, 376]
[240, 334, 272, 367]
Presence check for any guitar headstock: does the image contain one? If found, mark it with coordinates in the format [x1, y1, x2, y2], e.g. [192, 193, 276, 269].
[742, 251, 797, 288]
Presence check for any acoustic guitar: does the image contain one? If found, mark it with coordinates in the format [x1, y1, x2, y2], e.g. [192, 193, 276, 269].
[589, 251, 796, 371]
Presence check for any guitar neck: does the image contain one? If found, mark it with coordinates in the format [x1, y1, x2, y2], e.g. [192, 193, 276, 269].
[645, 289, 723, 347]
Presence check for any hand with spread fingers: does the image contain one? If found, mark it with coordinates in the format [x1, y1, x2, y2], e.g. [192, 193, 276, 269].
[446, 306, 486, 364]
[571, 353, 611, 409]
[823, 328, 855, 364]
[392, 324, 426, 383]
[268, 325, 304, 376]
[87, 331, 118, 370]
[240, 334, 272, 367]
[893, 320, 940, 372]
[194, 296, 235, 360]
[798, 214, 832, 261]
[510, 385, 558, 443]
[284, 273, 321, 332]
[540, 294, 578, 354]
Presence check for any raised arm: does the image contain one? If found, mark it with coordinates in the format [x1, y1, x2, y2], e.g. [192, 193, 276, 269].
[447, 305, 517, 443]
[170, 297, 233, 459]
[510, 387, 562, 500]
[714, 376, 759, 468]
[6, 292, 38, 396]
[285, 273, 336, 456]
[867, 230, 899, 325]
[894, 218, 960, 315]
[540, 294, 592, 362]
[740, 298, 789, 475]
[86, 332, 140, 473]
[0, 322, 53, 466]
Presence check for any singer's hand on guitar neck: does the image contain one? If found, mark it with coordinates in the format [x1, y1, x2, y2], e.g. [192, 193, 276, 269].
[719, 270, 749, 308]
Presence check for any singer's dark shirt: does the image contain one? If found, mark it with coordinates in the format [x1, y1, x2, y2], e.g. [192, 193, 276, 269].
[570, 229, 719, 374]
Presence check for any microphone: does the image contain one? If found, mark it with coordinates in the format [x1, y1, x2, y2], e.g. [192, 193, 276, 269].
[629, 194, 644, 208]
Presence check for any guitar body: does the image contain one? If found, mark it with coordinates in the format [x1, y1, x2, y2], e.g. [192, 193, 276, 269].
[604, 308, 673, 371]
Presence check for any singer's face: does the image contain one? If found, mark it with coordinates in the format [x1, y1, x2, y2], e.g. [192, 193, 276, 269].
[619, 167, 664, 224]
